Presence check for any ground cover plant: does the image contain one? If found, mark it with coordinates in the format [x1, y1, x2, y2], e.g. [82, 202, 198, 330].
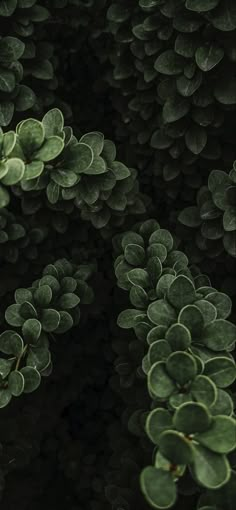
[0, 1, 236, 510]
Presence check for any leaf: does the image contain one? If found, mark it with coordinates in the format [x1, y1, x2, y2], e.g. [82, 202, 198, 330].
[196, 416, 236, 454]
[204, 357, 236, 388]
[34, 136, 64, 161]
[185, 0, 220, 11]
[110, 161, 131, 180]
[195, 45, 224, 72]
[163, 97, 190, 123]
[154, 50, 184, 75]
[8, 370, 25, 396]
[156, 274, 176, 299]
[58, 293, 80, 309]
[46, 181, 60, 204]
[0, 388, 12, 408]
[31, 59, 53, 80]
[42, 108, 64, 138]
[0, 0, 17, 16]
[23, 161, 44, 181]
[0, 358, 14, 379]
[0, 185, 9, 208]
[0, 36, 25, 61]
[166, 351, 197, 385]
[54, 311, 73, 334]
[174, 402, 211, 433]
[149, 229, 174, 251]
[148, 361, 176, 399]
[0, 102, 14, 126]
[207, 0, 236, 31]
[195, 300, 217, 325]
[148, 340, 172, 364]
[148, 299, 176, 327]
[18, 119, 45, 153]
[201, 319, 236, 351]
[127, 268, 150, 288]
[0, 330, 24, 356]
[66, 143, 93, 173]
[124, 244, 145, 265]
[165, 323, 192, 350]
[15, 85, 36, 111]
[146, 408, 173, 445]
[130, 286, 149, 309]
[147, 257, 163, 285]
[34, 285, 53, 308]
[190, 375, 217, 407]
[206, 292, 232, 319]
[117, 309, 146, 329]
[192, 444, 230, 489]
[27, 346, 51, 372]
[210, 388, 233, 416]
[20, 301, 37, 319]
[178, 206, 202, 227]
[41, 309, 60, 332]
[5, 304, 24, 327]
[1, 158, 25, 185]
[178, 305, 204, 336]
[0, 68, 15, 93]
[140, 467, 177, 510]
[185, 125, 207, 154]
[79, 132, 104, 156]
[159, 430, 194, 465]
[20, 366, 41, 393]
[167, 275, 196, 309]
[223, 207, 236, 231]
[22, 318, 42, 345]
[2, 131, 16, 157]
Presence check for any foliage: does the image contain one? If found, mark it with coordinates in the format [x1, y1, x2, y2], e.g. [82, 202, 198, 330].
[0, 258, 94, 408]
[0, 1, 236, 510]
[179, 159, 236, 258]
[114, 219, 236, 509]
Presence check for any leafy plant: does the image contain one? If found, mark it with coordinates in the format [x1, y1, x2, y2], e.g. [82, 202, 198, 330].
[115, 219, 236, 509]
[0, 257, 94, 408]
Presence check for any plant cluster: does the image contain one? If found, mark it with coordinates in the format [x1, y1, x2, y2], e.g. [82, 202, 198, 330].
[179, 159, 236, 258]
[0, 258, 94, 408]
[0, 2, 236, 510]
[114, 219, 236, 509]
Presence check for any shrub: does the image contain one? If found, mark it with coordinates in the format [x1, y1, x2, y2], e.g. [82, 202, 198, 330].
[0, 2, 235, 510]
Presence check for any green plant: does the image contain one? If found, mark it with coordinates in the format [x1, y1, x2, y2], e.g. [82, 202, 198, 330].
[0, 2, 236, 510]
[179, 160, 236, 258]
[0, 257, 94, 408]
[114, 219, 236, 510]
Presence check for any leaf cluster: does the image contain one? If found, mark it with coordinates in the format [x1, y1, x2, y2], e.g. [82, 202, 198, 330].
[179, 160, 236, 258]
[0, 257, 94, 408]
[115, 219, 236, 509]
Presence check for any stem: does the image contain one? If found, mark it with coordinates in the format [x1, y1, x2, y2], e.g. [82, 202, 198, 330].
[15, 345, 28, 371]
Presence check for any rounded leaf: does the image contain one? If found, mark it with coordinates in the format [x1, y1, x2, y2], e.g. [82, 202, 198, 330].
[201, 320, 236, 351]
[8, 370, 25, 396]
[192, 444, 230, 489]
[196, 416, 236, 453]
[159, 430, 194, 465]
[146, 408, 173, 445]
[166, 351, 198, 385]
[140, 467, 177, 509]
[147, 300, 176, 327]
[148, 362, 176, 399]
[20, 366, 41, 393]
[22, 318, 41, 345]
[168, 275, 196, 309]
[174, 402, 211, 433]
